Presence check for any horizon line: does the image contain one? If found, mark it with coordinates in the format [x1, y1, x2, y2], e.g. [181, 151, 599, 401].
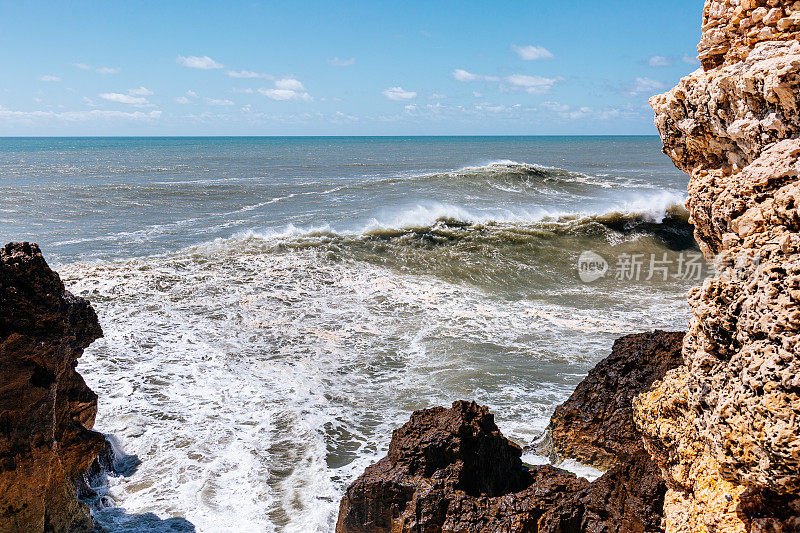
[0, 134, 662, 139]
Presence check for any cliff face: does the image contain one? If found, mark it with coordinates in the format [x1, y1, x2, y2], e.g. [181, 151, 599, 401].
[634, 2, 800, 530]
[0, 243, 105, 532]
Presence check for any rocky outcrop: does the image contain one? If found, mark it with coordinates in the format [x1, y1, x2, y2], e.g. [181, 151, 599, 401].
[547, 331, 684, 470]
[539, 451, 666, 533]
[634, 1, 800, 530]
[698, 0, 800, 68]
[338, 331, 686, 533]
[0, 242, 105, 532]
[337, 400, 670, 533]
[335, 401, 575, 533]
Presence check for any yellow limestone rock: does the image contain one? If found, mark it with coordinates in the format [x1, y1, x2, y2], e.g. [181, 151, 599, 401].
[634, 0, 800, 531]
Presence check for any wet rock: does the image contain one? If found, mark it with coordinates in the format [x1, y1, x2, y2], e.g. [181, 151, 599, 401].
[336, 400, 589, 533]
[539, 451, 666, 533]
[547, 331, 684, 470]
[337, 395, 669, 533]
[0, 242, 105, 532]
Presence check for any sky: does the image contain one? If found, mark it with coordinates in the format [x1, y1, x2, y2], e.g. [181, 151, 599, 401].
[0, 1, 704, 136]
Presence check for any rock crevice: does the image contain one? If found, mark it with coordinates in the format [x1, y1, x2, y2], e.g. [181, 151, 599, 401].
[337, 331, 685, 532]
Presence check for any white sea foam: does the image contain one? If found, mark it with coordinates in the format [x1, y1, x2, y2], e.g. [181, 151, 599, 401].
[60, 235, 689, 532]
[521, 452, 604, 482]
[229, 188, 687, 244]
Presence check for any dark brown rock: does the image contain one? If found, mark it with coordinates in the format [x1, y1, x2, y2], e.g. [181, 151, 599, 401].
[335, 400, 589, 533]
[539, 451, 666, 533]
[0, 242, 105, 533]
[546, 331, 685, 469]
[337, 397, 669, 533]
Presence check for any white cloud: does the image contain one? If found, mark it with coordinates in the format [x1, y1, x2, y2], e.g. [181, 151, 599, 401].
[333, 110, 358, 121]
[472, 91, 483, 98]
[505, 74, 558, 94]
[74, 63, 120, 74]
[473, 102, 520, 113]
[647, 55, 672, 67]
[452, 69, 499, 82]
[541, 101, 569, 113]
[206, 98, 234, 106]
[39, 75, 61, 82]
[682, 53, 700, 66]
[257, 78, 311, 101]
[186, 90, 198, 97]
[259, 88, 295, 100]
[327, 57, 355, 66]
[274, 78, 305, 91]
[227, 70, 269, 78]
[0, 106, 161, 122]
[175, 96, 191, 104]
[128, 86, 153, 96]
[382, 86, 417, 100]
[629, 77, 665, 95]
[177, 55, 224, 69]
[541, 101, 622, 121]
[429, 93, 446, 99]
[511, 45, 554, 60]
[98, 92, 149, 106]
[258, 88, 312, 101]
[453, 69, 479, 82]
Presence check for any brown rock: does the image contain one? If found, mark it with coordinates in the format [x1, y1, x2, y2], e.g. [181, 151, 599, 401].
[0, 242, 105, 533]
[698, 0, 798, 67]
[335, 400, 572, 533]
[338, 396, 669, 533]
[540, 451, 666, 533]
[547, 331, 684, 470]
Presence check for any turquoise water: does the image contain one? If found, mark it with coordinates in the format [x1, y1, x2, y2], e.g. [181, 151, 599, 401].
[1, 137, 695, 532]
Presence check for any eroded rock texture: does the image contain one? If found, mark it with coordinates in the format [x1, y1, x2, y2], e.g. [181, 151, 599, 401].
[337, 394, 668, 533]
[0, 242, 105, 532]
[548, 331, 684, 470]
[634, 1, 800, 530]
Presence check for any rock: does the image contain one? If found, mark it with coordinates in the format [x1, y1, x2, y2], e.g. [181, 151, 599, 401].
[698, 0, 800, 67]
[546, 331, 684, 470]
[651, 40, 800, 176]
[539, 451, 666, 533]
[635, 0, 800, 530]
[0, 242, 105, 532]
[338, 395, 669, 532]
[335, 400, 570, 533]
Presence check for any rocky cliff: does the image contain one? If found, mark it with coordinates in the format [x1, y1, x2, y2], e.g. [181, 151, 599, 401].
[633, 1, 800, 531]
[0, 242, 105, 532]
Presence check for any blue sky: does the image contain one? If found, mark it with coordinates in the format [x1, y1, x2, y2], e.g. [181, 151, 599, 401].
[0, 1, 703, 136]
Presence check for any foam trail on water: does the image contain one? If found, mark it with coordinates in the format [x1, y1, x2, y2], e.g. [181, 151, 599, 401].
[61, 232, 692, 532]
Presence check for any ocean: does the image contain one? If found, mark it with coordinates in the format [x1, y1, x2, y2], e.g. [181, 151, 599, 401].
[1, 136, 698, 532]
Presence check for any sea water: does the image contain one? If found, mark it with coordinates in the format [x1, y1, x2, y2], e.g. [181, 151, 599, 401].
[0, 136, 697, 532]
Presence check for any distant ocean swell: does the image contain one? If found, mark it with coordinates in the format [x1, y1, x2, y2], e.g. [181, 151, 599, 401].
[49, 160, 692, 256]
